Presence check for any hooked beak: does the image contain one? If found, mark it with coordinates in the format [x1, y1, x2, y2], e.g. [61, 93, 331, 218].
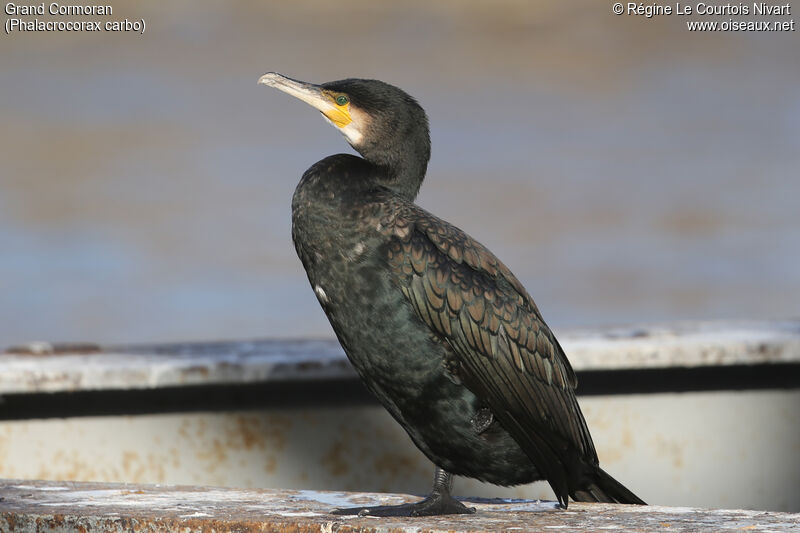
[258, 72, 351, 128]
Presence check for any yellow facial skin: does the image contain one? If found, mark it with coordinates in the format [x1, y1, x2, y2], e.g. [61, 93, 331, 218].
[321, 92, 352, 128]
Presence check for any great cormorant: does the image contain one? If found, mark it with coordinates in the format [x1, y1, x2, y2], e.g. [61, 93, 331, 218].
[258, 72, 645, 516]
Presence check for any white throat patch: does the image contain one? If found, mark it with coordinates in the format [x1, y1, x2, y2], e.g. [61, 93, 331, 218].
[322, 114, 363, 146]
[340, 121, 364, 146]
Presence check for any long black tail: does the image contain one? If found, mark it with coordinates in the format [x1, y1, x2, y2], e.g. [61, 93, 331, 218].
[572, 467, 646, 505]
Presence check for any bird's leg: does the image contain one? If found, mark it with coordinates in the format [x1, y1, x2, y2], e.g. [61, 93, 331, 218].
[331, 467, 476, 517]
[412, 467, 477, 516]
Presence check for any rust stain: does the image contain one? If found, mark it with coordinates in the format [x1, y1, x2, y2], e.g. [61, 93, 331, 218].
[118, 450, 168, 484]
[265, 414, 293, 451]
[264, 455, 277, 474]
[122, 451, 141, 479]
[321, 440, 350, 477]
[125, 450, 165, 483]
[195, 418, 208, 438]
[178, 419, 191, 440]
[212, 438, 228, 466]
[652, 436, 685, 471]
[622, 428, 633, 448]
[373, 452, 420, 479]
[597, 443, 622, 464]
[672, 454, 683, 469]
[223, 414, 292, 454]
[148, 452, 166, 483]
[36, 449, 99, 483]
[234, 415, 268, 450]
[195, 435, 230, 475]
[169, 447, 181, 469]
[0, 429, 9, 475]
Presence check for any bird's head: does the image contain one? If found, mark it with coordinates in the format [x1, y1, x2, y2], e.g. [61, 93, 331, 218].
[259, 73, 430, 196]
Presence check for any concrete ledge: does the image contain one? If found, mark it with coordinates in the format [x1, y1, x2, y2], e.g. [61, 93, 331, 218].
[2, 319, 799, 394]
[1, 479, 798, 533]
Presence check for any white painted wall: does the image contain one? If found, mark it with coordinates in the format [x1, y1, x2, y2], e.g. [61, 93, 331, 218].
[1, 389, 797, 512]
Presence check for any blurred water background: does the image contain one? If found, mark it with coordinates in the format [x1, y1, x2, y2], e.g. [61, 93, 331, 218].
[1, 1, 798, 346]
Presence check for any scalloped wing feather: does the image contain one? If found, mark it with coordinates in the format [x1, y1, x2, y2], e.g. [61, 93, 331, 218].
[382, 201, 596, 505]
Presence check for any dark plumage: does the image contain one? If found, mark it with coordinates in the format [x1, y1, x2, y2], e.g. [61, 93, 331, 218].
[258, 72, 645, 515]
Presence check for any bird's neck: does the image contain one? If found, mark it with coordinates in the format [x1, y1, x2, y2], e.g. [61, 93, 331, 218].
[368, 138, 430, 201]
[380, 156, 427, 201]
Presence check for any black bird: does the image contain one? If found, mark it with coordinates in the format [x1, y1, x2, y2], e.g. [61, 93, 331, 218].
[258, 72, 645, 516]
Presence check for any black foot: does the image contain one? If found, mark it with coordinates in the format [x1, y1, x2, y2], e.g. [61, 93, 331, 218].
[332, 492, 476, 517]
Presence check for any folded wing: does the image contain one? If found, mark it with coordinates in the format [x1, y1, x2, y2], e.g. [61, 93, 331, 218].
[384, 202, 598, 506]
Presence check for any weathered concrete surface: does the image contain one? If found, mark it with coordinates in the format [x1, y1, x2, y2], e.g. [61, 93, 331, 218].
[2, 320, 799, 394]
[1, 479, 797, 533]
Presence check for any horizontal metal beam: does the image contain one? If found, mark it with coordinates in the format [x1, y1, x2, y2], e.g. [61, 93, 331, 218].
[2, 320, 799, 395]
[2, 364, 799, 421]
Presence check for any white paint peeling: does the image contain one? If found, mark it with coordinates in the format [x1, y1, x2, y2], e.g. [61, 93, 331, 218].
[292, 489, 371, 509]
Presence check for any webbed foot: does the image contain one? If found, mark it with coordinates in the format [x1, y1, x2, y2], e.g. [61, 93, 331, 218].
[331, 467, 476, 517]
[332, 491, 475, 517]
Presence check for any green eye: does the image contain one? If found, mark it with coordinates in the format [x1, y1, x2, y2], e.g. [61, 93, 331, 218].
[335, 95, 349, 106]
